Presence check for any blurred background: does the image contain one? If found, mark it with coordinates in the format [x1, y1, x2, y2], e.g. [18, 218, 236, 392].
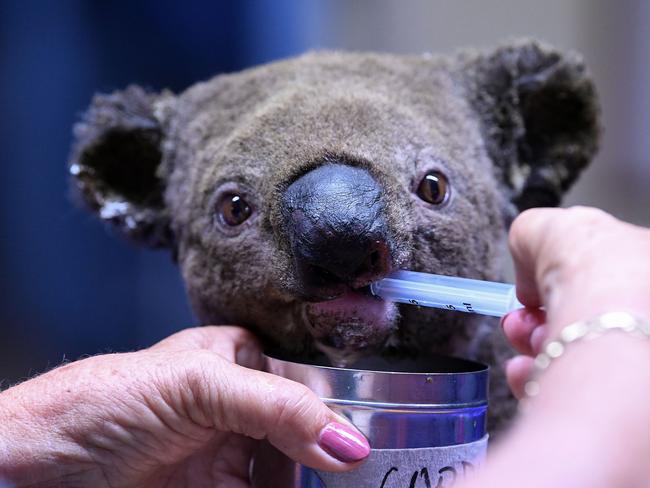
[1, 0, 648, 383]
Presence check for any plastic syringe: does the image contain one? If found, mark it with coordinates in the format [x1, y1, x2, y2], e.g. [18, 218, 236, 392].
[370, 270, 524, 317]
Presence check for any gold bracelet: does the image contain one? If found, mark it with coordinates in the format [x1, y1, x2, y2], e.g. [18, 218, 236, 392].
[525, 311, 650, 398]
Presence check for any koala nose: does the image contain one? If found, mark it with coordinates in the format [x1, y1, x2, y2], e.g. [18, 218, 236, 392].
[282, 163, 392, 297]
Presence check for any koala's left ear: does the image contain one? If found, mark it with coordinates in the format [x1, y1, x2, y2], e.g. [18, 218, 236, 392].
[69, 85, 175, 248]
[462, 40, 600, 213]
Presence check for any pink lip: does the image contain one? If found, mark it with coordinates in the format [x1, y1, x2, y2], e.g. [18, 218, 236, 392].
[305, 291, 398, 360]
[308, 291, 392, 321]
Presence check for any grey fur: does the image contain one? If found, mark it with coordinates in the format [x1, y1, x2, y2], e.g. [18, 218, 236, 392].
[68, 40, 600, 432]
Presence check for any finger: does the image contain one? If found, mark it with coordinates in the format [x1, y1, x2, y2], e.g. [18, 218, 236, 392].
[203, 434, 256, 488]
[501, 308, 546, 356]
[530, 324, 548, 355]
[509, 207, 649, 334]
[505, 355, 535, 400]
[166, 433, 254, 488]
[151, 326, 264, 369]
[508, 207, 561, 308]
[181, 354, 370, 472]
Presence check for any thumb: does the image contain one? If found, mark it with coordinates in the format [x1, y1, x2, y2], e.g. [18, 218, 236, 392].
[179, 352, 370, 472]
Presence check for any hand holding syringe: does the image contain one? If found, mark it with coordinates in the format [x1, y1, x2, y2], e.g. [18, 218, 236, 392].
[370, 270, 524, 317]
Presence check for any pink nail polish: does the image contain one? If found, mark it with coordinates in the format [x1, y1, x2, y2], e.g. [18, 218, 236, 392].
[318, 421, 370, 463]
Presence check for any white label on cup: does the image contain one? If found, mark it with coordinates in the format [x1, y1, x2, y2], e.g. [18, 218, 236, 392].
[315, 435, 487, 488]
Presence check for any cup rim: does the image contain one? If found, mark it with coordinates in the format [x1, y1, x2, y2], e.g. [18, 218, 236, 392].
[263, 352, 489, 406]
[263, 351, 489, 376]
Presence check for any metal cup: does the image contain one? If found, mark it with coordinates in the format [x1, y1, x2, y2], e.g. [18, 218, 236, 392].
[252, 353, 488, 488]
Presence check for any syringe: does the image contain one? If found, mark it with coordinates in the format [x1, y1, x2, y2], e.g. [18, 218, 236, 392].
[370, 270, 524, 317]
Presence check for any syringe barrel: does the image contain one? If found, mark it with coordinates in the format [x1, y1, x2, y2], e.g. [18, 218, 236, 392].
[370, 270, 523, 317]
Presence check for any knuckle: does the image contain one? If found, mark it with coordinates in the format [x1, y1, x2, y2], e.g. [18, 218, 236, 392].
[217, 325, 254, 338]
[151, 326, 207, 351]
[563, 206, 613, 229]
[535, 207, 617, 286]
[173, 326, 205, 339]
[510, 208, 537, 234]
[510, 208, 554, 245]
[518, 207, 613, 257]
[176, 351, 225, 425]
[562, 207, 616, 254]
[270, 382, 322, 434]
[516, 207, 546, 223]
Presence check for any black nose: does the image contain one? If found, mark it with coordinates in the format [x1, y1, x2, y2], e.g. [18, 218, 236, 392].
[282, 163, 392, 298]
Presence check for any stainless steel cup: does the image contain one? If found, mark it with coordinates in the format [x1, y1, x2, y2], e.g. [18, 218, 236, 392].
[252, 354, 488, 488]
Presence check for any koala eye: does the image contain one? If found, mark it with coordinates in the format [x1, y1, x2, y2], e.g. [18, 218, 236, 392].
[416, 171, 449, 205]
[217, 193, 252, 226]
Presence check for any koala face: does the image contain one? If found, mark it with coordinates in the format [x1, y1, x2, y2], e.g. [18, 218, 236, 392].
[69, 41, 599, 368]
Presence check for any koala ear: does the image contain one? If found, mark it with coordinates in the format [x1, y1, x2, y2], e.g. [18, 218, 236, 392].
[69, 85, 175, 248]
[462, 40, 600, 212]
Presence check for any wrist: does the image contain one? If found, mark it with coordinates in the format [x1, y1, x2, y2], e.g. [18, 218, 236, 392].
[523, 333, 650, 482]
[526, 311, 650, 395]
[529, 330, 650, 409]
[545, 276, 650, 341]
[0, 376, 101, 486]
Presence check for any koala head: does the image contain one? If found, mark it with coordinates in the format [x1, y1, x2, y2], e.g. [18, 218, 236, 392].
[69, 40, 599, 367]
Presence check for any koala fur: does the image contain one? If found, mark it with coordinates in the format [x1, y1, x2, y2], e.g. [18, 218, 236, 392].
[69, 40, 600, 432]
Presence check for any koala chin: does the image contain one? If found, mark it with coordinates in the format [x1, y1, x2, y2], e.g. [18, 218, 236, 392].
[69, 39, 600, 431]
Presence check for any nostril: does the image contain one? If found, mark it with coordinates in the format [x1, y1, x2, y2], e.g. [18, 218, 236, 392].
[309, 264, 341, 285]
[352, 244, 389, 284]
[298, 242, 391, 297]
[355, 254, 375, 277]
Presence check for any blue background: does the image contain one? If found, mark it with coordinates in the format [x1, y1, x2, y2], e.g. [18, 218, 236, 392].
[0, 0, 326, 382]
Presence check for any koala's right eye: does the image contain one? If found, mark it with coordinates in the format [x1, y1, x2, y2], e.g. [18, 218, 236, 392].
[217, 193, 252, 226]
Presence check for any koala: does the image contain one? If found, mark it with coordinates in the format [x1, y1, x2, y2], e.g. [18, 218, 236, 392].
[68, 40, 600, 431]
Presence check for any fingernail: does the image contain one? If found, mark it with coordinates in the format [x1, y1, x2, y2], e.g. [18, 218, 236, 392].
[530, 325, 548, 354]
[318, 422, 370, 463]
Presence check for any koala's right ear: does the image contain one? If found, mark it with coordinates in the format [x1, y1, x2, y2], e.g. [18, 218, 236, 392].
[69, 86, 175, 248]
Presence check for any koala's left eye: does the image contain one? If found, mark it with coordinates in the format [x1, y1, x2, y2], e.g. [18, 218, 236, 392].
[217, 193, 252, 226]
[416, 171, 450, 205]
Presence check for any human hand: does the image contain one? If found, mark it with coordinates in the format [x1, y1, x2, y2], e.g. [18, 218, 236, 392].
[456, 207, 650, 488]
[0, 327, 369, 487]
[502, 206, 650, 398]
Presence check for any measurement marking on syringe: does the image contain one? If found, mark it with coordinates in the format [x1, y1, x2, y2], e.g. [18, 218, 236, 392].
[403, 300, 479, 313]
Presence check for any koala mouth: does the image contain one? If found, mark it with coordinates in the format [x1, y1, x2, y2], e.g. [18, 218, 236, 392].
[304, 288, 399, 367]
